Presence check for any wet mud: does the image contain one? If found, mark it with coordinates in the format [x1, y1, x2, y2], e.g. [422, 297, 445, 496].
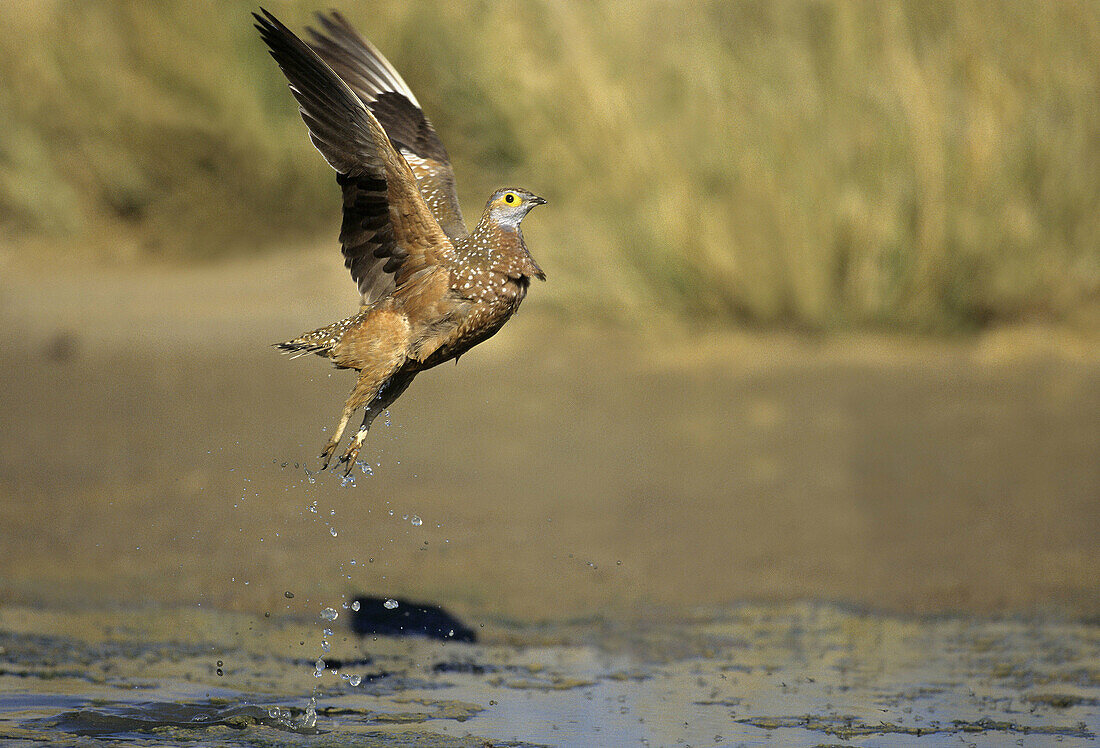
[1, 603, 1097, 746]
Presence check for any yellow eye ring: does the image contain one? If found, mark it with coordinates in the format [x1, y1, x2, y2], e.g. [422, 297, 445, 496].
[504, 192, 517, 205]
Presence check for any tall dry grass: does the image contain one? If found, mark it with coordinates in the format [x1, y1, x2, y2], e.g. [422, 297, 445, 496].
[2, 1, 1098, 330]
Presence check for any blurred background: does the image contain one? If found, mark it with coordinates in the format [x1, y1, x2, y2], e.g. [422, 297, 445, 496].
[1, 1, 1098, 624]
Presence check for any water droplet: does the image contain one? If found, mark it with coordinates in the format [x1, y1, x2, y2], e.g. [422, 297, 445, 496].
[298, 697, 318, 729]
[383, 598, 398, 610]
[410, 515, 422, 527]
[308, 501, 318, 514]
[348, 673, 362, 686]
[320, 607, 338, 621]
[329, 527, 338, 537]
[320, 641, 330, 653]
[323, 628, 333, 636]
[351, 600, 361, 611]
[285, 591, 294, 599]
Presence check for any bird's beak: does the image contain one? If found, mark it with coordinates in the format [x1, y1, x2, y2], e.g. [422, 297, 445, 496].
[530, 195, 547, 206]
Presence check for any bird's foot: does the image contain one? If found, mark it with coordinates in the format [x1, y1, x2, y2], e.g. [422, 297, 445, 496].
[337, 428, 369, 477]
[319, 440, 339, 471]
[336, 426, 371, 479]
[338, 444, 362, 477]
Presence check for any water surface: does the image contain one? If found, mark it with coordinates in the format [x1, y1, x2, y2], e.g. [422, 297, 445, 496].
[1, 604, 1097, 746]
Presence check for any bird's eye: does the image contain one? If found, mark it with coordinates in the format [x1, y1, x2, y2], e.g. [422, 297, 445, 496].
[504, 192, 516, 204]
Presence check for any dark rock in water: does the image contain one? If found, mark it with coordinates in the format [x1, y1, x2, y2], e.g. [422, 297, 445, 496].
[432, 660, 490, 674]
[43, 331, 80, 363]
[349, 596, 477, 642]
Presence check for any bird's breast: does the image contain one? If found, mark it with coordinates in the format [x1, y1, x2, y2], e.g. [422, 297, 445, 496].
[414, 277, 527, 370]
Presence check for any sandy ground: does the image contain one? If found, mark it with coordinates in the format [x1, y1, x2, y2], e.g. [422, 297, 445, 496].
[1, 249, 1099, 622]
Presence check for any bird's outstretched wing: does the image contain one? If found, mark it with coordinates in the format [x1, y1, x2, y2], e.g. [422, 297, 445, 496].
[306, 11, 467, 241]
[254, 9, 453, 306]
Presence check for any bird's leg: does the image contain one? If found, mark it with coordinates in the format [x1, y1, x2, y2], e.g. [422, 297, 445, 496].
[320, 370, 387, 471]
[319, 407, 355, 471]
[338, 428, 370, 477]
[338, 370, 417, 476]
[318, 306, 412, 474]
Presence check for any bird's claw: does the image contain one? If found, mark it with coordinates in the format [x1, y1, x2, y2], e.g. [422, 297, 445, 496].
[338, 446, 361, 477]
[319, 442, 337, 471]
[318, 437, 362, 477]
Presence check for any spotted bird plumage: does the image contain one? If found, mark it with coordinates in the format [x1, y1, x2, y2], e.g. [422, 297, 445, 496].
[254, 9, 546, 474]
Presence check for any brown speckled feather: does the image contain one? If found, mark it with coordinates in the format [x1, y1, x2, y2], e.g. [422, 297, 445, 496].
[254, 9, 453, 307]
[259, 10, 546, 476]
[306, 11, 467, 242]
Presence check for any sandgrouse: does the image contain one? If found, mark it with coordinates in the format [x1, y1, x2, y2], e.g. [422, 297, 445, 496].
[255, 10, 545, 475]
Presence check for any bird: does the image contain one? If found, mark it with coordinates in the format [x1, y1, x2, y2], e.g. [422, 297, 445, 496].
[254, 9, 546, 476]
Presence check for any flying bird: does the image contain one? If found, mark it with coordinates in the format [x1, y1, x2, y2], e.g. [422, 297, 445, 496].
[254, 10, 546, 475]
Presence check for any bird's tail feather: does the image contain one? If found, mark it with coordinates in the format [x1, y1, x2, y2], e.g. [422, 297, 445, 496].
[274, 319, 349, 359]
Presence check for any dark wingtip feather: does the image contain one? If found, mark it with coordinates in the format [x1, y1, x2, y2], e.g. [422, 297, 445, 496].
[252, 7, 280, 36]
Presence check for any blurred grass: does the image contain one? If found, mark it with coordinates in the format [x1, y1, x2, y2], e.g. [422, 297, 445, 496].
[1, 1, 1098, 331]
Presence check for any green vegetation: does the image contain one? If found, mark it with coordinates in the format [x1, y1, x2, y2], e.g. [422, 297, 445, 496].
[2, 1, 1098, 331]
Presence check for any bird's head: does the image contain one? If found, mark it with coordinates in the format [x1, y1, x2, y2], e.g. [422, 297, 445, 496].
[485, 188, 547, 229]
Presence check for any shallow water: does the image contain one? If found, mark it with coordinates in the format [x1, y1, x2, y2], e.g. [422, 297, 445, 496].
[1, 604, 1097, 746]
[2, 258, 1100, 745]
